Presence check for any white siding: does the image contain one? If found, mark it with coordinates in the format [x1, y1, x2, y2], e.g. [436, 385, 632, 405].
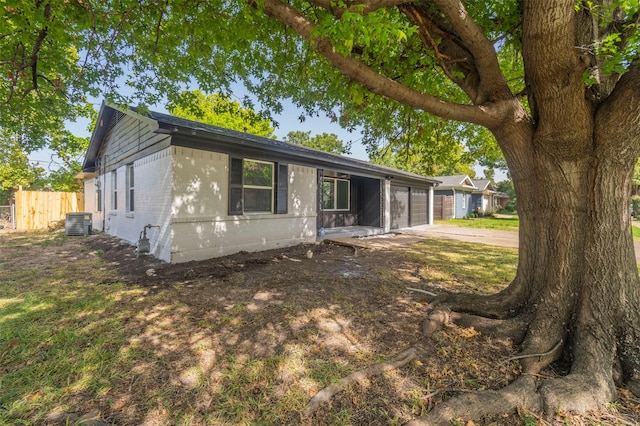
[101, 114, 168, 170]
[83, 177, 104, 231]
[169, 147, 317, 263]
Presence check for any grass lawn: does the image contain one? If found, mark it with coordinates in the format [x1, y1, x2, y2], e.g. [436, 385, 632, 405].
[441, 216, 640, 240]
[437, 216, 520, 231]
[1, 231, 638, 425]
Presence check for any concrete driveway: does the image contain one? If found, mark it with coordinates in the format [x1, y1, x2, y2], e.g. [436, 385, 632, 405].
[329, 224, 640, 264]
[403, 224, 519, 248]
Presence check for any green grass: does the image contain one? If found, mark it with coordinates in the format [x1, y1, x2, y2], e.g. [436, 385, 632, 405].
[437, 217, 520, 231]
[0, 231, 523, 425]
[442, 217, 640, 241]
[406, 239, 518, 294]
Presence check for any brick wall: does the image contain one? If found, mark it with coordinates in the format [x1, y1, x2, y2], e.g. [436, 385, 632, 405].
[101, 148, 173, 261]
[169, 147, 318, 263]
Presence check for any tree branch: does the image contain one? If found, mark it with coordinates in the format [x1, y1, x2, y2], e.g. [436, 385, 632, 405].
[431, 0, 513, 102]
[594, 67, 640, 158]
[308, 0, 413, 17]
[254, 0, 502, 128]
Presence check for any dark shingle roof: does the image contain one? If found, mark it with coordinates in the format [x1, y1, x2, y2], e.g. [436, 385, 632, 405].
[84, 103, 440, 186]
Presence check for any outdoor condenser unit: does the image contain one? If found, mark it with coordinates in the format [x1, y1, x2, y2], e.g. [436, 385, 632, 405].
[65, 212, 92, 236]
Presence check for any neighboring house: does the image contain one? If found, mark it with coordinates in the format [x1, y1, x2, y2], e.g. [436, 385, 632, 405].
[471, 179, 500, 214]
[433, 175, 477, 219]
[78, 103, 439, 263]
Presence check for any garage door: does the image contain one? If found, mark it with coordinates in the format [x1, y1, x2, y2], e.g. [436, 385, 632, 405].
[390, 186, 409, 229]
[410, 188, 428, 226]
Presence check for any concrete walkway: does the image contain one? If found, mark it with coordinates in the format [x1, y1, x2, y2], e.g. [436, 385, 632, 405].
[325, 224, 518, 250]
[327, 224, 640, 264]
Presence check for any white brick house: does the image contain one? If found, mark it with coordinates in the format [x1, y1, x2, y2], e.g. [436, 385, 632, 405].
[79, 104, 439, 263]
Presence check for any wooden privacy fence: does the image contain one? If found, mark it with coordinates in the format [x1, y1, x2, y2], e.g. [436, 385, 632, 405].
[14, 188, 84, 230]
[434, 195, 454, 220]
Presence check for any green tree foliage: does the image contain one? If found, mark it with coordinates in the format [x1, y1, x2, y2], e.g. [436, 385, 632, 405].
[283, 130, 351, 155]
[168, 91, 276, 138]
[0, 133, 45, 192]
[42, 130, 90, 192]
[364, 110, 480, 177]
[496, 180, 517, 213]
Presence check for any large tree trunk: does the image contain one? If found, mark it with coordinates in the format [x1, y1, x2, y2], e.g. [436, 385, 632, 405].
[420, 73, 640, 424]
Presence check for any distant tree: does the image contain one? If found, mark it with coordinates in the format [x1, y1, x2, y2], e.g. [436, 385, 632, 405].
[283, 131, 350, 155]
[0, 131, 46, 193]
[36, 130, 90, 192]
[633, 159, 640, 196]
[482, 169, 496, 182]
[168, 91, 276, 138]
[496, 180, 517, 213]
[365, 111, 499, 177]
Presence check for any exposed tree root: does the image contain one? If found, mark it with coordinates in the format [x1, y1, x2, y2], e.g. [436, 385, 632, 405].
[538, 373, 617, 417]
[302, 347, 418, 417]
[405, 375, 542, 426]
[424, 287, 528, 319]
[422, 307, 528, 343]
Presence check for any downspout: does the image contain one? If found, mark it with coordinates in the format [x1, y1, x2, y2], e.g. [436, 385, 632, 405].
[428, 185, 434, 225]
[101, 155, 107, 232]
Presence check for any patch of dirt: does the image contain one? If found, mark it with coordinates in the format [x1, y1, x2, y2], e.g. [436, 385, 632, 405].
[3, 231, 639, 425]
[83, 234, 523, 425]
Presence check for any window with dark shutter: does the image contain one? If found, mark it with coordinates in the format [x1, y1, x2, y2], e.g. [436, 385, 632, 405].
[229, 158, 243, 215]
[276, 164, 288, 214]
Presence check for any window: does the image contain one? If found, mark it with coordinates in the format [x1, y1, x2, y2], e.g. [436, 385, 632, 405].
[322, 178, 350, 211]
[96, 189, 102, 212]
[229, 158, 286, 215]
[126, 164, 134, 212]
[111, 171, 118, 210]
[243, 160, 272, 213]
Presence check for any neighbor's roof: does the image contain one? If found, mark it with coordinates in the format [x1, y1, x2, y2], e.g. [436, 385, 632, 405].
[83, 103, 441, 186]
[435, 175, 476, 189]
[471, 179, 495, 192]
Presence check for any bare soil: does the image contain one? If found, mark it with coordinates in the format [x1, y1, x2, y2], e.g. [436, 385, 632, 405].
[3, 231, 639, 425]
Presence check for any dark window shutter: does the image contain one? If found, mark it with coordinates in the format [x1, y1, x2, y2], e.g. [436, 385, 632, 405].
[229, 158, 243, 215]
[276, 163, 288, 214]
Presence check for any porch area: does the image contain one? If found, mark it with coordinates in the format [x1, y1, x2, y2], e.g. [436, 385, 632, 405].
[317, 225, 385, 241]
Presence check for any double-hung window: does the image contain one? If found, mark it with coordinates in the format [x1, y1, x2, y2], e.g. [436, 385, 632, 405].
[322, 178, 350, 211]
[243, 160, 272, 213]
[230, 158, 287, 215]
[126, 164, 135, 212]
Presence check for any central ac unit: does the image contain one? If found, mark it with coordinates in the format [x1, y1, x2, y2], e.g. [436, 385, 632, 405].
[65, 213, 92, 236]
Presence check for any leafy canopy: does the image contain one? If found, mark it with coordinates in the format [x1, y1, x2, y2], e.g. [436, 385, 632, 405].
[167, 91, 276, 138]
[1, 0, 637, 171]
[283, 131, 351, 155]
[0, 134, 45, 192]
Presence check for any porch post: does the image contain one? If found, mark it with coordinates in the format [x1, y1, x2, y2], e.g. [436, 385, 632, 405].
[383, 179, 391, 233]
[428, 186, 434, 225]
